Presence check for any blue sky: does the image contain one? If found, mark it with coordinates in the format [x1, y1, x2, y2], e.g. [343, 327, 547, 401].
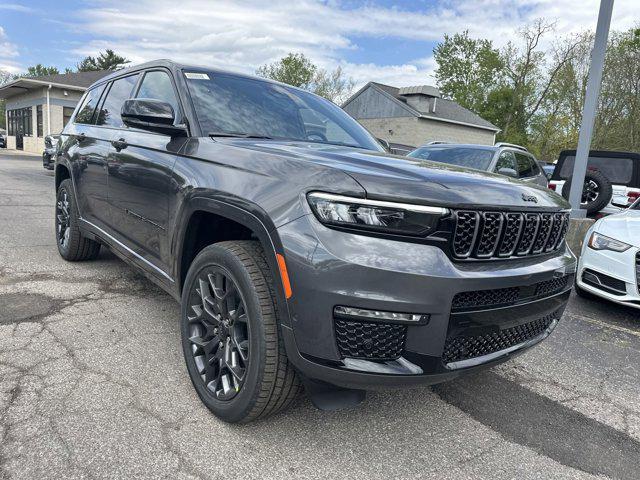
[1, 1, 637, 87]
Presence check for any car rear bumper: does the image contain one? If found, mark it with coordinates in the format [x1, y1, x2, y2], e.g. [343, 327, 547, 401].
[278, 214, 576, 389]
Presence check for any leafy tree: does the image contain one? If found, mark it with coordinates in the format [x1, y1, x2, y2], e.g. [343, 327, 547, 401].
[433, 31, 503, 115]
[256, 53, 317, 89]
[256, 53, 355, 103]
[77, 49, 130, 71]
[21, 64, 60, 78]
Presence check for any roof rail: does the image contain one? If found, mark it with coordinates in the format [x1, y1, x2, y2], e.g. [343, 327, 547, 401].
[495, 142, 528, 152]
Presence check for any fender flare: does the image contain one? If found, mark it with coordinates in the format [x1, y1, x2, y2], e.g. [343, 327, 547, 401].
[172, 196, 293, 326]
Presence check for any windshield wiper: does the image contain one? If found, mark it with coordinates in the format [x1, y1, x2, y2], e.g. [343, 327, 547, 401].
[209, 131, 273, 139]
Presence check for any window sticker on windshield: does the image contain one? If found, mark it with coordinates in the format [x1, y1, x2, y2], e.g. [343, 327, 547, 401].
[184, 72, 210, 80]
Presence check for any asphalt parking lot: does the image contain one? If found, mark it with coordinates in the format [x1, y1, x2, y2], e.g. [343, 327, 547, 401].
[1, 152, 639, 480]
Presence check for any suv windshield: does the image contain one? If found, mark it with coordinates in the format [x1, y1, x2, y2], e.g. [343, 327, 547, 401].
[408, 146, 495, 170]
[184, 71, 382, 151]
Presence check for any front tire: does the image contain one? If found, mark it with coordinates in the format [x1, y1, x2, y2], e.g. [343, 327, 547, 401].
[180, 241, 301, 423]
[55, 179, 101, 261]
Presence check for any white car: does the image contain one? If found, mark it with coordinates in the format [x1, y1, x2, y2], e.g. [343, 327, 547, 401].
[576, 198, 640, 309]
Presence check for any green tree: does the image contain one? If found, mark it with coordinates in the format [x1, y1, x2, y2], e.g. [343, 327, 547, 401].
[21, 64, 60, 77]
[77, 49, 130, 71]
[256, 53, 355, 103]
[433, 31, 504, 115]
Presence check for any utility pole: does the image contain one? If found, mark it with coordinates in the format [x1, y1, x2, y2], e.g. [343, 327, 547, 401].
[569, 0, 614, 217]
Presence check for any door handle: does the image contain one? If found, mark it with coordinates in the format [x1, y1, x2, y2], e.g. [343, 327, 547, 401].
[111, 138, 128, 151]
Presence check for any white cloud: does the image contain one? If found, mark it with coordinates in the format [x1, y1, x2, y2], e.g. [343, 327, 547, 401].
[0, 26, 21, 74]
[64, 0, 638, 88]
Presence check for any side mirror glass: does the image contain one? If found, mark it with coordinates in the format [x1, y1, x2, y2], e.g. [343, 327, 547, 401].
[376, 137, 391, 152]
[121, 98, 187, 137]
[498, 167, 518, 178]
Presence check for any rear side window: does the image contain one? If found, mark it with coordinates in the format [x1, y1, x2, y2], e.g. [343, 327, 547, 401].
[515, 152, 540, 177]
[74, 85, 106, 124]
[136, 70, 180, 120]
[495, 151, 517, 173]
[96, 74, 140, 127]
[558, 155, 634, 184]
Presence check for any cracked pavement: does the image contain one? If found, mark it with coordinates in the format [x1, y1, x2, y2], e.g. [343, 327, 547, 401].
[1, 152, 639, 479]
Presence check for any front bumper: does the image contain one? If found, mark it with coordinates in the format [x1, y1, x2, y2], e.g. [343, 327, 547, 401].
[278, 214, 576, 389]
[577, 242, 640, 309]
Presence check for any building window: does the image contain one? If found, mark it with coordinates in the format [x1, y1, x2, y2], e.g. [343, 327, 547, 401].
[37, 105, 43, 137]
[7, 107, 33, 136]
[63, 107, 74, 128]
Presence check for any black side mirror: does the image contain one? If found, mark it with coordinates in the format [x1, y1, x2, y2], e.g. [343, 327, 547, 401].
[498, 167, 518, 178]
[376, 137, 391, 152]
[121, 99, 187, 137]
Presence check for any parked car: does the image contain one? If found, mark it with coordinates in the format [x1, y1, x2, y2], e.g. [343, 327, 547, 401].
[549, 150, 640, 215]
[407, 142, 548, 187]
[575, 197, 640, 309]
[42, 134, 59, 170]
[0, 128, 6, 148]
[54, 60, 575, 423]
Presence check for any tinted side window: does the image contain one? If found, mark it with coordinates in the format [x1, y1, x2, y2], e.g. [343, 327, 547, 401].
[136, 71, 179, 120]
[74, 85, 106, 124]
[96, 74, 140, 127]
[495, 151, 517, 173]
[515, 152, 539, 177]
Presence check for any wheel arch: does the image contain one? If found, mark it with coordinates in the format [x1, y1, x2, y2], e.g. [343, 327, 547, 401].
[55, 162, 71, 191]
[173, 197, 292, 326]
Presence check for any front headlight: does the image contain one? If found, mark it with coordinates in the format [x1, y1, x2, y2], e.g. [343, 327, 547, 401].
[307, 192, 448, 236]
[587, 232, 631, 252]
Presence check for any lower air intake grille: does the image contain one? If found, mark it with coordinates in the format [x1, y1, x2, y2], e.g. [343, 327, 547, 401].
[534, 275, 569, 297]
[334, 319, 407, 361]
[451, 274, 572, 312]
[442, 313, 557, 364]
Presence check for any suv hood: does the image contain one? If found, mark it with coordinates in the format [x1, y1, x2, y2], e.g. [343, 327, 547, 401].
[240, 140, 569, 210]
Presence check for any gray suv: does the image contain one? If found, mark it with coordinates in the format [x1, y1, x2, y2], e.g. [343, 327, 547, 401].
[408, 142, 549, 187]
[54, 60, 575, 423]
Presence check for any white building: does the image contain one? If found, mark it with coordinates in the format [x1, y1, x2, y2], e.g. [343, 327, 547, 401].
[0, 70, 109, 153]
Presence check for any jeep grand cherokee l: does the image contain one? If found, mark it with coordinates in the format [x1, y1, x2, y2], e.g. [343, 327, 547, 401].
[54, 60, 576, 423]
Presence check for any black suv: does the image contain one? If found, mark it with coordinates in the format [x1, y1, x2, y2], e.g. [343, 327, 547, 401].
[55, 60, 576, 423]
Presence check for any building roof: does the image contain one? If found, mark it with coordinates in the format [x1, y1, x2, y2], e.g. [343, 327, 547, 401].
[0, 70, 111, 100]
[344, 81, 500, 133]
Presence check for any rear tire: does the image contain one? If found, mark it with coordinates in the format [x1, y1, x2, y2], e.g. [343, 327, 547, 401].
[180, 240, 301, 423]
[55, 179, 101, 261]
[562, 170, 613, 214]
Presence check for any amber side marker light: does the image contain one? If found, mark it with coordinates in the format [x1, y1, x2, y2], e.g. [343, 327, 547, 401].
[276, 253, 292, 299]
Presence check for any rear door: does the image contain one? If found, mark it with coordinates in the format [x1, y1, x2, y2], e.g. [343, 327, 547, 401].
[64, 83, 110, 227]
[106, 69, 187, 275]
[514, 152, 546, 186]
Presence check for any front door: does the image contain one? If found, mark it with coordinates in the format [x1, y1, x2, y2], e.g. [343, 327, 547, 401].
[105, 69, 185, 274]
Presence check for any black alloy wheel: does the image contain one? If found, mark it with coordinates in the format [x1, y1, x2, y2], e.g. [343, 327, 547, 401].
[187, 267, 250, 401]
[56, 188, 71, 249]
[581, 179, 599, 204]
[180, 241, 301, 423]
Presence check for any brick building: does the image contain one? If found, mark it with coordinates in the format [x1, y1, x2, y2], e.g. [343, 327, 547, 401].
[342, 82, 500, 150]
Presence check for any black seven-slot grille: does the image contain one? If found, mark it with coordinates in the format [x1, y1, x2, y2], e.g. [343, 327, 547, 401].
[451, 274, 571, 312]
[452, 210, 569, 259]
[334, 319, 407, 361]
[442, 312, 557, 364]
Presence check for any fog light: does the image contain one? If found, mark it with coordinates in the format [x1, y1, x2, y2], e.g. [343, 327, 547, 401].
[334, 306, 430, 324]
